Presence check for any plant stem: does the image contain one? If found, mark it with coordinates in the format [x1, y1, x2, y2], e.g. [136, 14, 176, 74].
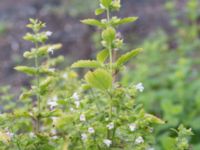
[106, 8, 113, 75]
[16, 141, 22, 150]
[106, 7, 113, 121]
[34, 42, 41, 133]
[106, 8, 110, 22]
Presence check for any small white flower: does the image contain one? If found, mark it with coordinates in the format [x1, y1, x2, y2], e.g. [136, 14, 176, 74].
[135, 136, 144, 144]
[88, 127, 95, 134]
[6, 132, 14, 138]
[29, 132, 35, 138]
[81, 133, 87, 141]
[62, 73, 68, 79]
[53, 96, 58, 102]
[48, 68, 55, 72]
[135, 82, 144, 92]
[147, 147, 155, 150]
[48, 47, 54, 55]
[52, 135, 58, 140]
[70, 107, 74, 112]
[129, 123, 137, 132]
[80, 114, 86, 122]
[74, 101, 80, 108]
[72, 92, 79, 101]
[46, 31, 52, 36]
[103, 139, 112, 147]
[47, 101, 58, 109]
[107, 122, 114, 130]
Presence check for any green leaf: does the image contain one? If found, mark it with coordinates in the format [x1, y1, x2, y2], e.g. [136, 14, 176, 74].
[81, 19, 105, 28]
[102, 27, 116, 43]
[100, 0, 112, 8]
[85, 69, 112, 90]
[71, 60, 102, 68]
[95, 8, 105, 15]
[96, 49, 109, 63]
[145, 114, 165, 124]
[116, 48, 142, 67]
[14, 66, 37, 75]
[40, 77, 53, 95]
[113, 17, 138, 26]
[20, 90, 34, 100]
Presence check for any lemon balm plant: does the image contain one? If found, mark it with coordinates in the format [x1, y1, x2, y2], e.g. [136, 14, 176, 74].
[0, 19, 79, 149]
[0, 0, 193, 150]
[70, 0, 165, 149]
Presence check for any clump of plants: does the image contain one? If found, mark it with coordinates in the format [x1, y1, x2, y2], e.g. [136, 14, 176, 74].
[0, 0, 193, 149]
[122, 0, 198, 149]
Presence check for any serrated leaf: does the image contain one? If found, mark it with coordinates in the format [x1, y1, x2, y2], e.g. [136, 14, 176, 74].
[81, 19, 105, 28]
[85, 69, 112, 90]
[95, 8, 105, 15]
[71, 60, 102, 68]
[96, 49, 109, 63]
[114, 17, 138, 26]
[14, 66, 37, 75]
[116, 48, 142, 67]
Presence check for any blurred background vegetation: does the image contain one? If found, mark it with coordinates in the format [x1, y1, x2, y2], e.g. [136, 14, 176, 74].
[0, 0, 199, 149]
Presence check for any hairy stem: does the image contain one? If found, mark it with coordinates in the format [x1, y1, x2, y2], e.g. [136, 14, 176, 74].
[106, 8, 113, 75]
[34, 42, 41, 133]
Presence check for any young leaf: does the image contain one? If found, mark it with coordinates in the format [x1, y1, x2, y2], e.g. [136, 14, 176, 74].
[116, 48, 142, 67]
[145, 114, 165, 124]
[81, 19, 105, 28]
[71, 60, 102, 68]
[14, 66, 37, 75]
[95, 8, 105, 15]
[111, 0, 121, 10]
[113, 17, 138, 26]
[96, 49, 109, 63]
[100, 0, 112, 8]
[102, 27, 116, 43]
[84, 69, 112, 90]
[20, 90, 34, 100]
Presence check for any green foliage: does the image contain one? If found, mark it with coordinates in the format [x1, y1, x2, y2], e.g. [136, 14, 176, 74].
[81, 19, 106, 28]
[122, 0, 199, 148]
[175, 125, 193, 150]
[116, 48, 142, 67]
[71, 60, 102, 68]
[0, 0, 194, 149]
[84, 69, 112, 90]
[15, 66, 37, 75]
[96, 49, 109, 63]
[0, 86, 15, 112]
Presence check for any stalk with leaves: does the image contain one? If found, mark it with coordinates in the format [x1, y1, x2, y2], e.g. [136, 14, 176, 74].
[71, 0, 164, 149]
